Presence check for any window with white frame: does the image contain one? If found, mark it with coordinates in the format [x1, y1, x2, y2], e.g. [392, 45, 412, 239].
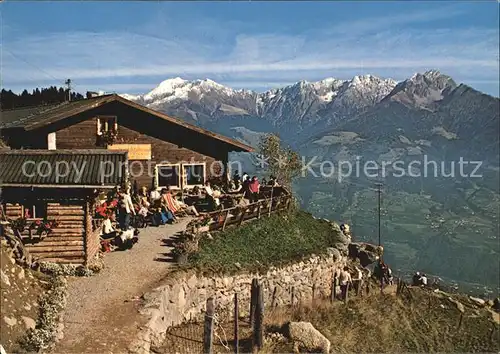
[156, 164, 181, 189]
[96, 116, 118, 135]
[183, 163, 206, 187]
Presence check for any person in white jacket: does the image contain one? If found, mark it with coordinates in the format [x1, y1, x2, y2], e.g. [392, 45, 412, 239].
[117, 185, 136, 230]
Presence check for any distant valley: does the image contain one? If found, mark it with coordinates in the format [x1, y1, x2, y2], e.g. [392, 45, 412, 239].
[121, 70, 500, 291]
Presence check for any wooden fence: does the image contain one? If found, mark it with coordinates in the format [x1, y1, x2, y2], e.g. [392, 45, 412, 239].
[190, 194, 293, 234]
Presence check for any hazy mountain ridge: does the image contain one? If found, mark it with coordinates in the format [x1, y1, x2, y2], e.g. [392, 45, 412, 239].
[122, 70, 500, 288]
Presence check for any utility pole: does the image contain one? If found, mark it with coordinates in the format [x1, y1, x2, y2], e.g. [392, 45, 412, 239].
[375, 182, 383, 247]
[65, 79, 72, 102]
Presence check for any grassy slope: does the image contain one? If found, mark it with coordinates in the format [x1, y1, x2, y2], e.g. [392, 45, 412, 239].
[264, 286, 500, 353]
[189, 210, 342, 273]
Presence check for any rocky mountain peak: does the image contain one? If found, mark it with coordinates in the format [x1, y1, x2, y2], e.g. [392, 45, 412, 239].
[385, 69, 457, 109]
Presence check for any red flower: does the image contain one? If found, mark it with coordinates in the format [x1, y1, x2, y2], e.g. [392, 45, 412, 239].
[35, 220, 41, 226]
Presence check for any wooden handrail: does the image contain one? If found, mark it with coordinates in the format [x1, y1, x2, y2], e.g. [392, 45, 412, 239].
[191, 195, 291, 234]
[201, 195, 289, 218]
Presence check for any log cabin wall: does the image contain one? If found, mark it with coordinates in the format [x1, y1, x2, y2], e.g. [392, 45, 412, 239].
[2, 188, 89, 264]
[26, 202, 86, 264]
[47, 104, 226, 189]
[5, 204, 23, 219]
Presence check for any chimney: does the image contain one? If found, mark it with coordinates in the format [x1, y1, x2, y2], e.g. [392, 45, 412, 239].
[86, 91, 105, 99]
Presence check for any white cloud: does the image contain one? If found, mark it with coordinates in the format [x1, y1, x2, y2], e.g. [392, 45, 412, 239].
[1, 5, 498, 96]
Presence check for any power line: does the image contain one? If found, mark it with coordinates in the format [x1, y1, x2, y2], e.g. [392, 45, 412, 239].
[3, 49, 82, 93]
[375, 182, 383, 247]
[4, 49, 61, 83]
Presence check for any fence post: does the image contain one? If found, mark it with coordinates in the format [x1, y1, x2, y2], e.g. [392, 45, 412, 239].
[330, 273, 337, 303]
[291, 286, 295, 306]
[457, 312, 464, 330]
[250, 279, 258, 327]
[234, 293, 239, 354]
[257, 202, 262, 219]
[203, 297, 215, 354]
[253, 283, 264, 351]
[222, 209, 230, 231]
[271, 286, 277, 308]
[238, 208, 248, 227]
[268, 187, 274, 217]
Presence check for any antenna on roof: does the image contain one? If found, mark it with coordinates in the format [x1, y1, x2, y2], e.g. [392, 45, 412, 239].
[65, 79, 72, 102]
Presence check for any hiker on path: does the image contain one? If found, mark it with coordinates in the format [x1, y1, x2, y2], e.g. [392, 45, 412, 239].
[118, 184, 136, 231]
[412, 272, 422, 286]
[386, 267, 394, 285]
[339, 266, 352, 301]
[420, 273, 428, 286]
[353, 267, 364, 296]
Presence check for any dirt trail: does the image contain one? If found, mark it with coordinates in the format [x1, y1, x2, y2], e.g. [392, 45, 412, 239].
[52, 219, 191, 354]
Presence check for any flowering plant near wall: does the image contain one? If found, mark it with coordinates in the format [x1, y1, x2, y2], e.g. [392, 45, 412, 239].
[8, 217, 58, 236]
[9, 217, 29, 234]
[30, 219, 59, 236]
[94, 199, 118, 218]
[97, 130, 117, 147]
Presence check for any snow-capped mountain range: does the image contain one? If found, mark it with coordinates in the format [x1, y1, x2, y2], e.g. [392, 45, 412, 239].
[118, 70, 495, 155]
[121, 73, 399, 122]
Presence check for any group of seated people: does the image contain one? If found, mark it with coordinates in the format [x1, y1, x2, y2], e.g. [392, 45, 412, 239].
[230, 171, 280, 203]
[97, 172, 283, 242]
[412, 271, 429, 286]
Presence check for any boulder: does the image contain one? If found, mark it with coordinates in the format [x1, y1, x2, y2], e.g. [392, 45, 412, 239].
[0, 270, 10, 287]
[447, 297, 465, 313]
[326, 248, 341, 261]
[469, 296, 486, 307]
[348, 243, 380, 267]
[18, 268, 25, 280]
[21, 316, 36, 330]
[286, 321, 331, 354]
[3, 316, 17, 327]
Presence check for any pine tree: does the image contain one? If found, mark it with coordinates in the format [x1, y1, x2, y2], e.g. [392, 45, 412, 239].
[0, 85, 85, 109]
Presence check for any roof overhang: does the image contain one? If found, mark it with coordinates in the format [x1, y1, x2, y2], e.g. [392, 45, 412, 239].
[16, 95, 253, 152]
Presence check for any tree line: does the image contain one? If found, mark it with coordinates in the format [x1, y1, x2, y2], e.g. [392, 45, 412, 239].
[1, 86, 86, 110]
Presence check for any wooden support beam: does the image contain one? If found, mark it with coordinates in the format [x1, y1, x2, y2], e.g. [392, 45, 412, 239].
[234, 294, 239, 354]
[26, 245, 84, 252]
[253, 283, 264, 351]
[203, 298, 215, 354]
[35, 257, 85, 264]
[28, 250, 85, 257]
[26, 241, 83, 247]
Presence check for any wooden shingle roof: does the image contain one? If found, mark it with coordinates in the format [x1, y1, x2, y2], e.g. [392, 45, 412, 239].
[0, 149, 128, 188]
[0, 94, 254, 152]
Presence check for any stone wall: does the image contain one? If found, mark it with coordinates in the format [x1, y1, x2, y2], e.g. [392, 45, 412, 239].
[130, 247, 347, 354]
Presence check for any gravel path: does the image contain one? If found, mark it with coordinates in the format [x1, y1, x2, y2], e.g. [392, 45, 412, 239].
[52, 219, 191, 354]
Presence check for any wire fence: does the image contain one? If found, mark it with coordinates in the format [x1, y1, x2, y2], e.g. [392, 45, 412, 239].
[157, 276, 389, 354]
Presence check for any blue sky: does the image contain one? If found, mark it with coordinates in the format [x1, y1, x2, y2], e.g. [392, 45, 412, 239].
[1, 1, 499, 96]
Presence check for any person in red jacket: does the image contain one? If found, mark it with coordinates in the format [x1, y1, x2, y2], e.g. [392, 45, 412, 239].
[248, 176, 260, 203]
